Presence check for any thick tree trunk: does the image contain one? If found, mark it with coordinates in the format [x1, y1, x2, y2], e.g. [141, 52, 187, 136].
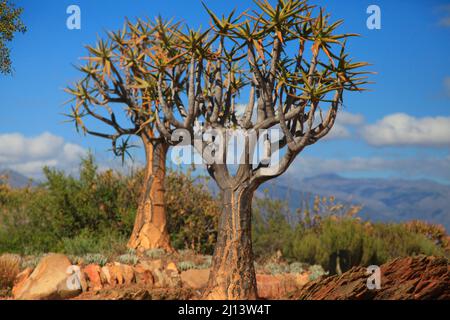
[203, 186, 258, 300]
[127, 140, 174, 253]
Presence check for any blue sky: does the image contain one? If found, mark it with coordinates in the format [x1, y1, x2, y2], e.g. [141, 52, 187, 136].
[0, 0, 449, 183]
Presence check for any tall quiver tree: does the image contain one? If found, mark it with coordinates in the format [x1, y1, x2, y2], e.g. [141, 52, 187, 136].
[65, 20, 176, 253]
[145, 0, 370, 299]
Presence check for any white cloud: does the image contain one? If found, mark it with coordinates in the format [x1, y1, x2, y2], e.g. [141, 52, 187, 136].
[338, 112, 365, 126]
[324, 111, 365, 140]
[326, 123, 351, 139]
[362, 113, 450, 147]
[0, 132, 86, 178]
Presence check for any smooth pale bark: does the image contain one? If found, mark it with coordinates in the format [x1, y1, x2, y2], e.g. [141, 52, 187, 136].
[127, 140, 174, 253]
[203, 186, 258, 300]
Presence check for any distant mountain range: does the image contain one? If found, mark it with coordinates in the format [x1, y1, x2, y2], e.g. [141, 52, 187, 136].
[261, 174, 450, 232]
[2, 169, 449, 231]
[0, 169, 36, 188]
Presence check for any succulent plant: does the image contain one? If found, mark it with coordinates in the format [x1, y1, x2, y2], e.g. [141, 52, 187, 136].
[264, 262, 290, 275]
[177, 261, 197, 272]
[289, 262, 305, 274]
[308, 265, 328, 281]
[82, 253, 108, 266]
[116, 253, 139, 266]
[196, 255, 212, 269]
[20, 255, 43, 270]
[126, 248, 137, 255]
[144, 249, 166, 260]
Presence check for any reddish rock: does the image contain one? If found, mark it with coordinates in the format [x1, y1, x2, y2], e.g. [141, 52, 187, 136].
[104, 263, 136, 286]
[152, 268, 181, 288]
[100, 266, 112, 285]
[120, 264, 136, 285]
[83, 264, 102, 291]
[180, 269, 210, 290]
[134, 264, 155, 286]
[166, 262, 178, 273]
[141, 259, 163, 271]
[256, 274, 298, 299]
[294, 273, 310, 287]
[12, 268, 33, 298]
[109, 264, 123, 285]
[294, 256, 450, 300]
[13, 254, 81, 300]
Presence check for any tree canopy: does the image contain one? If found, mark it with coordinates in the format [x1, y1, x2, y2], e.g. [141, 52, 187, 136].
[147, 0, 370, 187]
[0, 0, 26, 75]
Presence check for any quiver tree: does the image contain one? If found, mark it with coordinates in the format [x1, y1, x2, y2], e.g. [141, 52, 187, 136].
[149, 0, 369, 299]
[65, 19, 178, 253]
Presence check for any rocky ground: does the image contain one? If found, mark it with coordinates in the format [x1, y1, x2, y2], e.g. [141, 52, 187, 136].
[1, 250, 317, 300]
[1, 252, 448, 300]
[294, 255, 449, 300]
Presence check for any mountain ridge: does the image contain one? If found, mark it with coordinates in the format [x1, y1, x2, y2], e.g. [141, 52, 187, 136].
[265, 173, 450, 231]
[0, 169, 36, 188]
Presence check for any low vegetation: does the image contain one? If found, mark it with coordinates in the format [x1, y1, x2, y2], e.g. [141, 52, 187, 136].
[253, 195, 448, 274]
[0, 155, 219, 257]
[0, 254, 20, 295]
[0, 156, 448, 278]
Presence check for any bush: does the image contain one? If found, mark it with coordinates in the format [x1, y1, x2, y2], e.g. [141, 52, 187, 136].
[252, 194, 294, 260]
[308, 265, 328, 281]
[177, 261, 197, 272]
[264, 262, 290, 275]
[81, 253, 108, 266]
[0, 155, 447, 274]
[0, 154, 137, 256]
[117, 253, 139, 266]
[166, 169, 220, 254]
[144, 248, 166, 260]
[292, 217, 447, 274]
[57, 230, 128, 257]
[253, 195, 448, 274]
[0, 254, 20, 294]
[0, 156, 219, 257]
[289, 262, 305, 274]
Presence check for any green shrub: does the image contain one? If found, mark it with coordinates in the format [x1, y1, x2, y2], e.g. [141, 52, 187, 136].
[253, 195, 448, 274]
[252, 195, 294, 260]
[144, 248, 166, 260]
[264, 262, 290, 275]
[289, 262, 305, 274]
[0, 155, 218, 257]
[197, 255, 212, 269]
[20, 255, 43, 270]
[177, 261, 197, 272]
[166, 170, 219, 254]
[0, 155, 447, 275]
[0, 154, 136, 256]
[308, 265, 328, 281]
[82, 253, 108, 266]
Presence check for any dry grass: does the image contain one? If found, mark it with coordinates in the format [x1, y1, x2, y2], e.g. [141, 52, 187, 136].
[0, 254, 21, 293]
